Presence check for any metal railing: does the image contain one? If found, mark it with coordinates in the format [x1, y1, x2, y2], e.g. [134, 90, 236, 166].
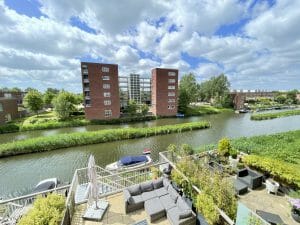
[0, 185, 70, 225]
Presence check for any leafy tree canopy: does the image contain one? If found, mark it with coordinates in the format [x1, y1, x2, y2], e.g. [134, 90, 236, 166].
[23, 90, 44, 114]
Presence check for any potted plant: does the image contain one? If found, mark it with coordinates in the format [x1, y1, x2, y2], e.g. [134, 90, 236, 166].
[289, 198, 300, 222]
[150, 167, 160, 180]
[229, 148, 239, 169]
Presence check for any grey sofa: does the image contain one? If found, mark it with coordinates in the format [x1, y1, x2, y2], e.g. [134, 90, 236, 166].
[123, 177, 196, 225]
[237, 168, 263, 190]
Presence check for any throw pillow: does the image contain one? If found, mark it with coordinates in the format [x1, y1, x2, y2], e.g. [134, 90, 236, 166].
[128, 184, 141, 196]
[140, 181, 154, 192]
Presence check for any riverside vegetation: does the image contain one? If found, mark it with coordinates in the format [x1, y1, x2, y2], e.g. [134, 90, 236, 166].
[0, 121, 210, 157]
[251, 109, 300, 120]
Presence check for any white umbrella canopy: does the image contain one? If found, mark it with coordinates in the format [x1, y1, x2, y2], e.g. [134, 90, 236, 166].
[87, 155, 99, 209]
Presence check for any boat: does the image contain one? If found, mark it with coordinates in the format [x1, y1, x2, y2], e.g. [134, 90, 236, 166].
[143, 148, 151, 155]
[176, 113, 185, 118]
[105, 155, 152, 172]
[32, 178, 60, 193]
[238, 109, 248, 113]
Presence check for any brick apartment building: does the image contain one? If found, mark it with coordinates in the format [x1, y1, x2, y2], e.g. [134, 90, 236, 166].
[0, 98, 19, 124]
[81, 62, 120, 120]
[151, 68, 178, 116]
[0, 91, 26, 105]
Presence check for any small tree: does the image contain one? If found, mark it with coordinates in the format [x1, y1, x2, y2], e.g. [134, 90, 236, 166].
[23, 90, 44, 115]
[178, 89, 190, 113]
[127, 100, 138, 116]
[140, 104, 149, 117]
[52, 91, 76, 120]
[196, 193, 219, 225]
[218, 137, 231, 156]
[43, 91, 57, 108]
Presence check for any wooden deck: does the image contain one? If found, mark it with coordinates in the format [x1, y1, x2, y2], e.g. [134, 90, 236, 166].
[71, 193, 170, 225]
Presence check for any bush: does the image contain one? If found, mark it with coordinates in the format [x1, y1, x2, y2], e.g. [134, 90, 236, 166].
[18, 194, 65, 225]
[181, 144, 194, 156]
[0, 121, 210, 157]
[242, 155, 300, 188]
[251, 110, 300, 121]
[218, 138, 231, 156]
[0, 123, 20, 134]
[196, 193, 219, 225]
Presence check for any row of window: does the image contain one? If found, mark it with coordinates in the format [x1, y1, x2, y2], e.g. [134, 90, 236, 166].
[168, 72, 176, 76]
[168, 79, 175, 83]
[168, 105, 176, 109]
[168, 92, 175, 97]
[168, 99, 176, 103]
[168, 85, 175, 90]
[84, 100, 112, 106]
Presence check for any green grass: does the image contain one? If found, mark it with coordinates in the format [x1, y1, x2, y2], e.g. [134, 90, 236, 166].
[184, 105, 232, 116]
[251, 109, 300, 120]
[0, 121, 210, 158]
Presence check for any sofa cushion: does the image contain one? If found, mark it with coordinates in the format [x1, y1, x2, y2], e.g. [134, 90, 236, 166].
[176, 197, 191, 211]
[240, 176, 252, 185]
[128, 184, 141, 196]
[141, 181, 154, 192]
[163, 178, 171, 190]
[141, 190, 157, 201]
[123, 189, 132, 202]
[129, 195, 144, 205]
[179, 210, 193, 219]
[168, 186, 179, 203]
[155, 187, 168, 197]
[160, 194, 176, 211]
[153, 177, 163, 189]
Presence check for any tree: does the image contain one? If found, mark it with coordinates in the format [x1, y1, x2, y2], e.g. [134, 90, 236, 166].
[275, 95, 286, 104]
[10, 87, 22, 92]
[25, 87, 38, 92]
[23, 90, 44, 115]
[178, 89, 190, 113]
[218, 137, 231, 156]
[286, 89, 298, 104]
[140, 104, 149, 117]
[43, 91, 57, 108]
[52, 91, 76, 120]
[126, 100, 138, 116]
[179, 73, 198, 103]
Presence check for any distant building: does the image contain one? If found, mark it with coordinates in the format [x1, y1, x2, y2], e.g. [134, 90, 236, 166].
[0, 91, 26, 105]
[151, 68, 178, 116]
[81, 62, 120, 120]
[128, 74, 141, 103]
[296, 93, 300, 102]
[0, 98, 19, 124]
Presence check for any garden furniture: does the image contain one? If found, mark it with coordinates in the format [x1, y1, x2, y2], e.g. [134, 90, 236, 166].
[256, 210, 285, 225]
[237, 168, 263, 190]
[266, 179, 280, 195]
[82, 200, 109, 221]
[145, 197, 166, 222]
[234, 179, 248, 195]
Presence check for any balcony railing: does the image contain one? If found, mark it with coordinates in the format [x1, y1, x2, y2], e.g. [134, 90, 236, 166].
[83, 79, 89, 83]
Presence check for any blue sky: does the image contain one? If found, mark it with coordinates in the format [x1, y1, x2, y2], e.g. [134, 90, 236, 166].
[0, 0, 299, 92]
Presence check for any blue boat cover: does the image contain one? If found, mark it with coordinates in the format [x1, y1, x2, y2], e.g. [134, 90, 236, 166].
[120, 155, 148, 166]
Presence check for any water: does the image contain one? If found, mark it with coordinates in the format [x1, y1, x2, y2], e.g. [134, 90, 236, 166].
[1, 111, 300, 199]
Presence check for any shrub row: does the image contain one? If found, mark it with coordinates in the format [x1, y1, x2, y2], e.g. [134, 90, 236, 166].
[242, 155, 300, 188]
[0, 123, 20, 134]
[20, 119, 89, 131]
[251, 109, 300, 120]
[0, 121, 210, 158]
[90, 116, 157, 125]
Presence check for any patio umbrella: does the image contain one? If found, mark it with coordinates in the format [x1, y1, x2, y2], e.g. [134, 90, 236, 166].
[87, 155, 99, 209]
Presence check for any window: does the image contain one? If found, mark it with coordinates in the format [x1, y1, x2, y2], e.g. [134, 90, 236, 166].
[104, 92, 111, 97]
[84, 91, 90, 96]
[168, 99, 175, 103]
[103, 84, 110, 89]
[82, 64, 87, 69]
[168, 85, 175, 90]
[168, 79, 175, 83]
[168, 105, 175, 109]
[168, 92, 175, 97]
[102, 67, 109, 72]
[82, 69, 88, 74]
[0, 103, 3, 112]
[104, 100, 111, 105]
[4, 93, 12, 98]
[85, 99, 91, 106]
[105, 110, 112, 117]
[168, 72, 176, 76]
[102, 75, 110, 80]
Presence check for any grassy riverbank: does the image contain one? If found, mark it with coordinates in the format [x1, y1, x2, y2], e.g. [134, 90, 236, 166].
[184, 105, 232, 116]
[0, 121, 210, 158]
[251, 109, 300, 120]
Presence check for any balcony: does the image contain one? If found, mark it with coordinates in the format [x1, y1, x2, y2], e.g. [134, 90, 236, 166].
[83, 87, 90, 91]
[85, 96, 90, 100]
[82, 69, 88, 75]
[83, 79, 89, 83]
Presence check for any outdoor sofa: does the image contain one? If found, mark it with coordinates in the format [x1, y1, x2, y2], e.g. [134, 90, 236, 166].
[237, 168, 263, 190]
[123, 177, 196, 225]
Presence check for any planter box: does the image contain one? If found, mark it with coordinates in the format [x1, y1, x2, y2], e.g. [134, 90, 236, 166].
[266, 179, 279, 194]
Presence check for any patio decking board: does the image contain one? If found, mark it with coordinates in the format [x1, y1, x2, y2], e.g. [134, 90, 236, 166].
[71, 193, 170, 225]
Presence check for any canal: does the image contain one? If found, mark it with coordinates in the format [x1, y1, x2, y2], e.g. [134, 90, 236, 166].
[1, 111, 300, 199]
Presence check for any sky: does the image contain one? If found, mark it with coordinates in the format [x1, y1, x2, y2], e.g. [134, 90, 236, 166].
[0, 0, 299, 93]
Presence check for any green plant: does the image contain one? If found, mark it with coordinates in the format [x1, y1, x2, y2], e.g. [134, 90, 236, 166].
[289, 190, 300, 199]
[0, 123, 20, 134]
[251, 110, 300, 121]
[181, 144, 194, 156]
[247, 214, 264, 225]
[150, 167, 160, 180]
[0, 121, 210, 158]
[218, 137, 231, 156]
[52, 91, 78, 120]
[242, 155, 300, 188]
[229, 148, 238, 159]
[18, 193, 65, 225]
[23, 90, 44, 115]
[196, 193, 219, 225]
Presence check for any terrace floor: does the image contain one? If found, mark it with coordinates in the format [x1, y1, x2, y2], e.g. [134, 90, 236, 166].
[71, 193, 170, 225]
[239, 185, 298, 225]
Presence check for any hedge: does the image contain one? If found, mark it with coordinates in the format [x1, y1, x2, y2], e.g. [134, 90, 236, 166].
[242, 155, 300, 188]
[0, 121, 210, 158]
[0, 123, 20, 134]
